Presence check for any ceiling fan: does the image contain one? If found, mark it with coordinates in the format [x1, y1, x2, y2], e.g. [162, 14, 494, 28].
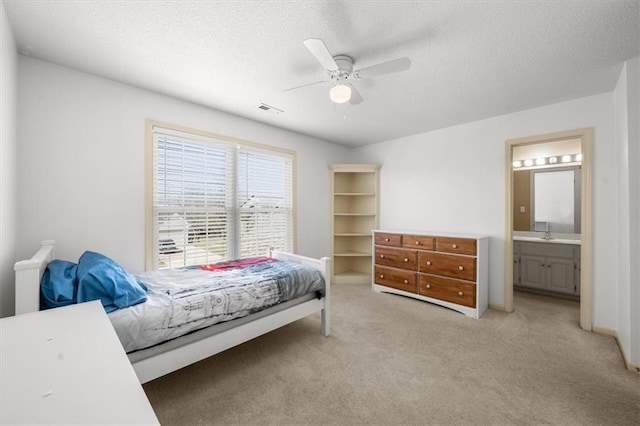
[284, 38, 411, 105]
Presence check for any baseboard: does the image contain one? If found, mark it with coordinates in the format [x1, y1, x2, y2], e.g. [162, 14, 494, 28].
[488, 303, 505, 312]
[514, 286, 580, 301]
[592, 326, 640, 372]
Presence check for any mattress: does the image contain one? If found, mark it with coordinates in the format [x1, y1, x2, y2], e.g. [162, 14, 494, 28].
[108, 258, 325, 353]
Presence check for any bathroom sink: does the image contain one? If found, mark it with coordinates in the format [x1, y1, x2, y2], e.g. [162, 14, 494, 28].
[513, 235, 581, 245]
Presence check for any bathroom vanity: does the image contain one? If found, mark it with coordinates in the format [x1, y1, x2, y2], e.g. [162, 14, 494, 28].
[513, 233, 581, 296]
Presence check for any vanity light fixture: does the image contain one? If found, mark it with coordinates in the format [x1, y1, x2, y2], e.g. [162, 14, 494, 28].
[513, 153, 582, 169]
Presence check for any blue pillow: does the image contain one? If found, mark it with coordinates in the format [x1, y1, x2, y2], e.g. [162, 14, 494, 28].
[41, 260, 78, 309]
[76, 251, 147, 313]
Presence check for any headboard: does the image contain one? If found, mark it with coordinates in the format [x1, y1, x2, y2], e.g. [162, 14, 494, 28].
[14, 240, 55, 315]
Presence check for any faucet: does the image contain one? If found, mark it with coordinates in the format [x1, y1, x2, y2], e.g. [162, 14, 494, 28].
[543, 230, 551, 240]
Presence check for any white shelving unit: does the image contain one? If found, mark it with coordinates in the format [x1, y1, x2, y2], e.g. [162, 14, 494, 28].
[330, 164, 379, 284]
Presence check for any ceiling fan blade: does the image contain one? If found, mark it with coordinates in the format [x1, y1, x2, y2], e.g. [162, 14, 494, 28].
[354, 57, 411, 79]
[282, 80, 328, 92]
[303, 38, 339, 71]
[349, 85, 363, 105]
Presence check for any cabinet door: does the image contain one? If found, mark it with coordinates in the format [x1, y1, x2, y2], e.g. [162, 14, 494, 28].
[513, 256, 520, 286]
[519, 255, 546, 289]
[546, 258, 575, 294]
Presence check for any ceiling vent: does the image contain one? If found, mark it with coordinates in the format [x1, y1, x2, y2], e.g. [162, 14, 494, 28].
[257, 103, 283, 115]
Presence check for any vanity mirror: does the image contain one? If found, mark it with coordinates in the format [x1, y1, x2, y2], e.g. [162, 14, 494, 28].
[532, 167, 581, 233]
[512, 139, 582, 235]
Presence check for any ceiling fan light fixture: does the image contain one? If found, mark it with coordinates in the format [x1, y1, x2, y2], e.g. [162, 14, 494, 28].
[329, 83, 352, 103]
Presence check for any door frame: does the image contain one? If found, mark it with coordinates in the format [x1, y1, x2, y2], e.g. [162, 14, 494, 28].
[504, 128, 592, 330]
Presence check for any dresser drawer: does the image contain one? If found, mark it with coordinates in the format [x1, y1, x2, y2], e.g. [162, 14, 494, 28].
[402, 234, 435, 250]
[375, 247, 417, 270]
[418, 274, 476, 308]
[436, 237, 477, 256]
[418, 251, 476, 281]
[374, 232, 402, 247]
[375, 266, 417, 293]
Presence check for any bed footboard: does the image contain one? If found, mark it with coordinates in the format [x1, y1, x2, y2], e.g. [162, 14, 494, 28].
[270, 250, 331, 336]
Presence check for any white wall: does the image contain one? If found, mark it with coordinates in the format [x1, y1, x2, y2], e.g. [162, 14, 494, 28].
[630, 57, 640, 366]
[614, 57, 640, 366]
[614, 62, 631, 363]
[351, 93, 619, 329]
[0, 2, 18, 318]
[16, 56, 348, 276]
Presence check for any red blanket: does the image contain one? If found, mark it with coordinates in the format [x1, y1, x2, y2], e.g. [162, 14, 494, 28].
[199, 256, 277, 271]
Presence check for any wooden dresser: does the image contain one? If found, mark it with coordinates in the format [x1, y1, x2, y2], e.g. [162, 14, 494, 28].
[372, 230, 489, 319]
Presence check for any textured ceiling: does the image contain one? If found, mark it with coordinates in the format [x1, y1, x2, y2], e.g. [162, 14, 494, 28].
[4, 1, 639, 147]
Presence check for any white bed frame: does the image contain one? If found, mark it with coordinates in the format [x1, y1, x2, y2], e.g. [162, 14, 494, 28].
[14, 241, 331, 383]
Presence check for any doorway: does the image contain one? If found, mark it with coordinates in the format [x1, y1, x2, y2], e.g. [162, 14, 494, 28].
[504, 128, 592, 330]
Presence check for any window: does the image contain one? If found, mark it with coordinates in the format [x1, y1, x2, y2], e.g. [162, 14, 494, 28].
[147, 122, 295, 269]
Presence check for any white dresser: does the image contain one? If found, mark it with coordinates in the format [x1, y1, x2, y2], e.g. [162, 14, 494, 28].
[1, 301, 159, 425]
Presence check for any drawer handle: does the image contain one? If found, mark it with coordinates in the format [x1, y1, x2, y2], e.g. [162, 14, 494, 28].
[385, 238, 389, 242]
[404, 258, 409, 262]
[380, 254, 385, 258]
[403, 279, 408, 284]
[453, 244, 458, 249]
[415, 241, 420, 245]
[458, 291, 464, 296]
[426, 284, 431, 289]
[380, 274, 384, 279]
[426, 261, 432, 266]
[458, 266, 464, 271]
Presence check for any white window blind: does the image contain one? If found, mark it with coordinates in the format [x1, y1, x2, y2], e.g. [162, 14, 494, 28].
[151, 125, 294, 269]
[237, 148, 293, 258]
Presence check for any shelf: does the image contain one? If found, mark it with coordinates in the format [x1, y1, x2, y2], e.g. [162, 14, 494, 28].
[331, 164, 379, 285]
[334, 251, 372, 257]
[334, 215, 376, 235]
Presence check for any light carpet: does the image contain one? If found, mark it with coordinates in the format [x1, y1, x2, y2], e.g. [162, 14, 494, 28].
[144, 284, 639, 425]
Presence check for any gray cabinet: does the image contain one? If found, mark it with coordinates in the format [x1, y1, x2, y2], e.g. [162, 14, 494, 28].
[513, 242, 520, 286]
[514, 241, 580, 296]
[546, 257, 576, 294]
[520, 254, 547, 289]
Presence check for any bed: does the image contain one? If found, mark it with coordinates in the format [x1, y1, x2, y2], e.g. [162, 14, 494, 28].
[14, 241, 331, 383]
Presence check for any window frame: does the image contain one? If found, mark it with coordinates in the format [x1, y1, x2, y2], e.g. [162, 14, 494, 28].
[145, 119, 297, 270]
